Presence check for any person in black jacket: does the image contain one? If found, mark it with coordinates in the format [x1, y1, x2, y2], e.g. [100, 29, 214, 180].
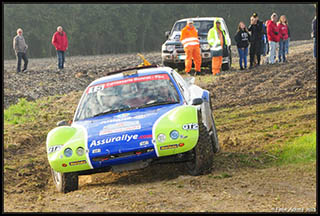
[248, 12, 264, 68]
[234, 21, 250, 70]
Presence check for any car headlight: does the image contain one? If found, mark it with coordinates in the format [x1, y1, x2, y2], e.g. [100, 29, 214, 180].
[64, 148, 73, 157]
[76, 147, 85, 156]
[170, 130, 179, 140]
[157, 134, 166, 143]
[166, 45, 175, 52]
[201, 44, 210, 51]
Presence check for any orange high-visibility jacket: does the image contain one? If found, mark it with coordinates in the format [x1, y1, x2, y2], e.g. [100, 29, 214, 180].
[180, 26, 200, 48]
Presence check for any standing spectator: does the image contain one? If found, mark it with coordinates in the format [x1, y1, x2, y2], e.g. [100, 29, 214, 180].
[267, 13, 280, 64]
[234, 21, 250, 70]
[261, 21, 269, 63]
[208, 19, 227, 75]
[278, 15, 289, 63]
[248, 13, 263, 68]
[13, 28, 28, 73]
[52, 26, 68, 71]
[312, 14, 317, 58]
[285, 20, 290, 55]
[180, 19, 201, 76]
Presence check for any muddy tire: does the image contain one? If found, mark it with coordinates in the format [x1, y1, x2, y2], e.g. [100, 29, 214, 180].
[51, 168, 78, 193]
[210, 114, 220, 153]
[185, 122, 214, 176]
[209, 99, 220, 153]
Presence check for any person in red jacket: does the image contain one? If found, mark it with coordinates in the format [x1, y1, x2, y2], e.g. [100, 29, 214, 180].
[278, 15, 289, 63]
[266, 13, 280, 64]
[52, 26, 68, 70]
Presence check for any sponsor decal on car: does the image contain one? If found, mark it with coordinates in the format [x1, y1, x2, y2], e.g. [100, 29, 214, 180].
[69, 160, 87, 166]
[139, 141, 149, 146]
[99, 121, 141, 135]
[92, 149, 101, 154]
[160, 144, 178, 150]
[87, 74, 170, 94]
[48, 145, 62, 154]
[160, 143, 185, 150]
[115, 113, 130, 118]
[100, 113, 156, 125]
[90, 134, 139, 147]
[182, 123, 198, 130]
[139, 134, 152, 139]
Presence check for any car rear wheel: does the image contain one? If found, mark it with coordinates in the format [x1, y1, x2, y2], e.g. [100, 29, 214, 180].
[185, 122, 214, 175]
[209, 99, 220, 153]
[51, 168, 78, 193]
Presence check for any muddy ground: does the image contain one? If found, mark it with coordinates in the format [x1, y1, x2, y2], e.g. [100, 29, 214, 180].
[3, 40, 317, 212]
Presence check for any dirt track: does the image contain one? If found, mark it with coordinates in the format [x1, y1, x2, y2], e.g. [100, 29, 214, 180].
[3, 40, 317, 212]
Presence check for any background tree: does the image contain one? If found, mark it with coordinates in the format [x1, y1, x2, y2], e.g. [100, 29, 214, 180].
[3, 3, 316, 59]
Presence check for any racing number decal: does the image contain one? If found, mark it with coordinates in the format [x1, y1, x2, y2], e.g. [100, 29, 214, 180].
[48, 145, 62, 154]
[182, 123, 198, 130]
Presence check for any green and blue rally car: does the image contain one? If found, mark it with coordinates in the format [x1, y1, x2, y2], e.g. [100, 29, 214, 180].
[46, 64, 220, 193]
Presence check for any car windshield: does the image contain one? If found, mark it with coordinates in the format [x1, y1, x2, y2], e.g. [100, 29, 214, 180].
[74, 73, 180, 121]
[172, 20, 214, 35]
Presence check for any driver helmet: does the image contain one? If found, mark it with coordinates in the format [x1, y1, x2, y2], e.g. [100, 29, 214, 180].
[97, 87, 118, 107]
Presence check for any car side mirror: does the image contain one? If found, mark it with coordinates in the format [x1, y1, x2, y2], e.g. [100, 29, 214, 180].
[165, 31, 170, 39]
[192, 98, 203, 105]
[56, 120, 71, 126]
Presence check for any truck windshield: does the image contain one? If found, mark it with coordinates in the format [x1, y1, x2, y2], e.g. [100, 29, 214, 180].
[172, 21, 214, 35]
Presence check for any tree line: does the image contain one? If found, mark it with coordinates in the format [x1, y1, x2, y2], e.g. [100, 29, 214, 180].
[3, 3, 316, 59]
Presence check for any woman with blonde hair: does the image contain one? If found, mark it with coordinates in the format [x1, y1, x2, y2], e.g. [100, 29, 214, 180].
[234, 21, 250, 70]
[277, 15, 289, 62]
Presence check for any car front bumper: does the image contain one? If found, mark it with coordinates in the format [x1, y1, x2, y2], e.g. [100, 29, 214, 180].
[162, 52, 229, 65]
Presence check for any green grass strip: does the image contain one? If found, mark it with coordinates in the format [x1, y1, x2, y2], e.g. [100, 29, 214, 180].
[274, 131, 316, 165]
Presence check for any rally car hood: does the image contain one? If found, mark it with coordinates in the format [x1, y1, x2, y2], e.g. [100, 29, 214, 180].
[73, 103, 181, 158]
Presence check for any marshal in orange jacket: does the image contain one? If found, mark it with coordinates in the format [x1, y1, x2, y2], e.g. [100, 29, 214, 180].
[180, 24, 201, 73]
[180, 25, 200, 48]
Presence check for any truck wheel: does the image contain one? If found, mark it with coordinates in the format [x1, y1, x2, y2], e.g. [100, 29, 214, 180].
[222, 61, 230, 71]
[222, 48, 232, 71]
[51, 168, 79, 193]
[162, 61, 174, 68]
[185, 122, 214, 175]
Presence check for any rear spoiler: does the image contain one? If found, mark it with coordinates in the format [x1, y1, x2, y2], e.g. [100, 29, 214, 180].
[106, 64, 159, 76]
[106, 53, 159, 76]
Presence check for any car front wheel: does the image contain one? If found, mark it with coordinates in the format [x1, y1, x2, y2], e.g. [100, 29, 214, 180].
[51, 168, 79, 193]
[185, 122, 214, 175]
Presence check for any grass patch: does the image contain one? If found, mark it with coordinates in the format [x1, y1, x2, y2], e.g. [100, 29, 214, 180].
[4, 98, 41, 125]
[4, 94, 71, 125]
[271, 131, 316, 165]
